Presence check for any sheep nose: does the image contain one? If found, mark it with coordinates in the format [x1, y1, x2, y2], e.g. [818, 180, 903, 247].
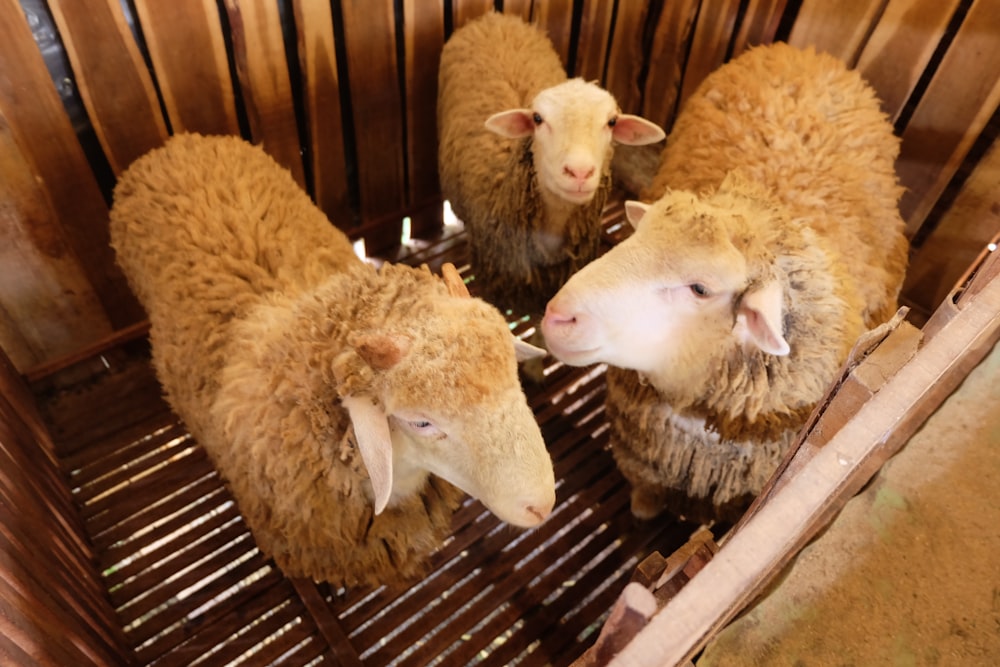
[525, 499, 554, 524]
[542, 301, 576, 327]
[563, 163, 595, 182]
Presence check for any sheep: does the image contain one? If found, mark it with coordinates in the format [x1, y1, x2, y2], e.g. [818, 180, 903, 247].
[541, 43, 909, 523]
[109, 133, 556, 588]
[437, 12, 665, 317]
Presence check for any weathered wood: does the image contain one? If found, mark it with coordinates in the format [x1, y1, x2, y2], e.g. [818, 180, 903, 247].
[223, 0, 305, 187]
[730, 0, 789, 56]
[293, 0, 352, 227]
[608, 264, 1000, 666]
[504, 0, 533, 21]
[453, 0, 495, 29]
[604, 1, 652, 115]
[0, 0, 143, 334]
[132, 0, 240, 136]
[677, 0, 742, 109]
[292, 579, 364, 666]
[340, 0, 406, 249]
[575, 0, 616, 82]
[402, 0, 446, 238]
[897, 0, 1000, 237]
[46, 0, 168, 174]
[533, 0, 575, 68]
[641, 0, 699, 131]
[904, 140, 1000, 318]
[787, 0, 884, 65]
[855, 0, 962, 122]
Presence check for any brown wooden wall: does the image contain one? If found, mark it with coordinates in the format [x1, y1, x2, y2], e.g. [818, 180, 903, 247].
[0, 0, 998, 374]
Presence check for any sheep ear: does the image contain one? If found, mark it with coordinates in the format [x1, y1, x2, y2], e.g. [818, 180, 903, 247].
[342, 395, 394, 515]
[738, 280, 790, 356]
[514, 338, 547, 362]
[612, 115, 665, 145]
[485, 109, 535, 138]
[351, 332, 410, 370]
[624, 200, 651, 230]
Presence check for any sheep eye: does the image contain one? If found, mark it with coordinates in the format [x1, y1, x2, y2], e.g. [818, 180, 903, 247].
[532, 112, 543, 125]
[608, 116, 618, 127]
[409, 419, 433, 429]
[690, 283, 710, 298]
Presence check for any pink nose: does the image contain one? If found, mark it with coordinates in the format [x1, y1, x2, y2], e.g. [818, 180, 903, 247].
[563, 164, 595, 182]
[543, 302, 576, 327]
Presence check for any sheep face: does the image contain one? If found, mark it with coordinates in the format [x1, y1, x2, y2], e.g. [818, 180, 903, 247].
[339, 287, 555, 529]
[542, 183, 790, 397]
[486, 78, 664, 206]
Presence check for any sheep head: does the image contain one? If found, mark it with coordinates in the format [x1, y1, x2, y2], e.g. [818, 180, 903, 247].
[335, 263, 554, 527]
[486, 78, 664, 206]
[541, 173, 792, 400]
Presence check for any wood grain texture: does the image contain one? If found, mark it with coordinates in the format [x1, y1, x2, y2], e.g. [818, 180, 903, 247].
[730, 0, 789, 56]
[787, 0, 885, 65]
[896, 0, 1000, 236]
[224, 0, 305, 186]
[903, 136, 1000, 314]
[46, 0, 168, 174]
[856, 0, 961, 121]
[293, 0, 351, 226]
[403, 0, 445, 237]
[575, 0, 615, 82]
[533, 0, 575, 68]
[0, 0, 144, 335]
[604, 1, 652, 115]
[678, 0, 742, 109]
[340, 0, 406, 233]
[132, 0, 240, 136]
[641, 0, 699, 131]
[453, 0, 495, 30]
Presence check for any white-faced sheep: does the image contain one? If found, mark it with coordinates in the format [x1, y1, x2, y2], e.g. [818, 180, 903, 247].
[109, 133, 556, 588]
[437, 12, 665, 316]
[542, 43, 909, 523]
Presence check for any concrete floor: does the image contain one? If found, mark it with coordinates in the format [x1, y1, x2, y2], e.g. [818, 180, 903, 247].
[697, 340, 1000, 666]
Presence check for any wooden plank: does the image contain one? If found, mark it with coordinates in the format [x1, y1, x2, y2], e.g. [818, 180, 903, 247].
[292, 0, 352, 229]
[574, 0, 615, 82]
[504, 0, 533, 21]
[0, 0, 144, 331]
[339, 0, 406, 247]
[903, 138, 1000, 315]
[787, 0, 885, 65]
[533, 0, 575, 68]
[855, 0, 961, 122]
[291, 579, 364, 666]
[608, 268, 1000, 666]
[131, 0, 240, 136]
[402, 0, 445, 238]
[453, 0, 495, 30]
[640, 0, 699, 131]
[897, 0, 1000, 237]
[46, 0, 168, 174]
[223, 0, 305, 187]
[730, 0, 789, 56]
[604, 1, 652, 114]
[677, 0, 742, 109]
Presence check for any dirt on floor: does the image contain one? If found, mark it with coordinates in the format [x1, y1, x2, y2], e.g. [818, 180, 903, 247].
[697, 341, 1000, 666]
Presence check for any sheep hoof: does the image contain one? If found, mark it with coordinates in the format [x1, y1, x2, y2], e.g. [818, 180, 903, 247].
[629, 486, 669, 520]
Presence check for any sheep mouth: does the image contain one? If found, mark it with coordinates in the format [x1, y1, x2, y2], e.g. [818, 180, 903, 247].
[546, 341, 602, 366]
[559, 187, 598, 203]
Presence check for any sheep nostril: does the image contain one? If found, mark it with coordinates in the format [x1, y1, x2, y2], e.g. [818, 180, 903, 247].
[526, 504, 551, 522]
[543, 304, 576, 327]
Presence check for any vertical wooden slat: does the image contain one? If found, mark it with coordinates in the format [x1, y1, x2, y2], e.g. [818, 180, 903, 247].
[131, 0, 240, 136]
[896, 0, 1000, 237]
[677, 0, 743, 108]
[0, 0, 144, 333]
[403, 0, 446, 237]
[902, 138, 1000, 314]
[730, 0, 789, 56]
[504, 0, 533, 20]
[293, 0, 352, 227]
[46, 0, 168, 175]
[574, 0, 615, 83]
[0, 115, 112, 372]
[787, 0, 886, 65]
[640, 0, 699, 131]
[856, 0, 961, 122]
[224, 0, 306, 187]
[340, 0, 406, 247]
[604, 1, 653, 114]
[532, 0, 575, 69]
[453, 0, 495, 30]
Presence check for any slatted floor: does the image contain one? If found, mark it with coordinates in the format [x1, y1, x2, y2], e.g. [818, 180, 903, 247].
[31, 210, 696, 666]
